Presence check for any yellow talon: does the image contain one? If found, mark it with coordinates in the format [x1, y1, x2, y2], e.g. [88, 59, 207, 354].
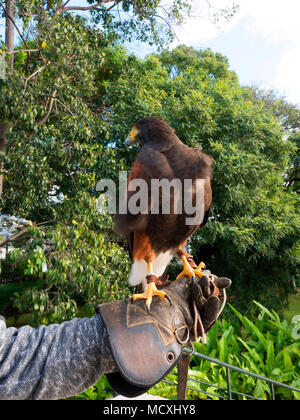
[176, 256, 205, 280]
[132, 282, 170, 312]
[197, 262, 205, 270]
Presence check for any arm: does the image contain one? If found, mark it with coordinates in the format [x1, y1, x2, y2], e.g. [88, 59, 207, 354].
[0, 273, 230, 400]
[0, 315, 116, 400]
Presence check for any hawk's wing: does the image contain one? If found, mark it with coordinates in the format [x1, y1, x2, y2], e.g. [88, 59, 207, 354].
[114, 146, 174, 237]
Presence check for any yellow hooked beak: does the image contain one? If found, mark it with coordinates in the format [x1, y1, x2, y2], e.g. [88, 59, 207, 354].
[125, 125, 139, 147]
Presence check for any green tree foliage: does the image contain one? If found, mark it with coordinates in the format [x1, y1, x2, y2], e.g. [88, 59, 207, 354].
[1, 1, 231, 323]
[244, 86, 300, 193]
[286, 132, 300, 193]
[0, 5, 298, 324]
[102, 45, 299, 314]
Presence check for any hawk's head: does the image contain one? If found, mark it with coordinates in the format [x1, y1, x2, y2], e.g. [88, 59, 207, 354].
[125, 117, 176, 148]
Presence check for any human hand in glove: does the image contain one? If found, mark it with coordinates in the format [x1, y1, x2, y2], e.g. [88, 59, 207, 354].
[96, 272, 231, 398]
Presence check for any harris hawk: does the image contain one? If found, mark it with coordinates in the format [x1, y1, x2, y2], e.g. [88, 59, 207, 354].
[114, 117, 212, 311]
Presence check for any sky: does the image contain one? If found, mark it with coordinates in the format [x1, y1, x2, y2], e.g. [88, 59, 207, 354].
[1, 0, 299, 105]
[166, 0, 300, 105]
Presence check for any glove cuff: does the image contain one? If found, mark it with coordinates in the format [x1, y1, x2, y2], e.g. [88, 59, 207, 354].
[97, 298, 183, 398]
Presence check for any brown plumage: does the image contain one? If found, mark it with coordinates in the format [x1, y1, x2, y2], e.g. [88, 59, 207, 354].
[114, 117, 212, 310]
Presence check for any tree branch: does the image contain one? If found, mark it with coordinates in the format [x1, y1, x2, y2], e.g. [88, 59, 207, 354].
[0, 122, 10, 144]
[0, 0, 30, 52]
[154, 14, 180, 42]
[9, 48, 40, 54]
[55, 98, 74, 116]
[57, 0, 112, 14]
[0, 220, 55, 248]
[0, 227, 28, 247]
[23, 64, 48, 92]
[0, 0, 35, 76]
[55, 0, 71, 14]
[37, 89, 57, 125]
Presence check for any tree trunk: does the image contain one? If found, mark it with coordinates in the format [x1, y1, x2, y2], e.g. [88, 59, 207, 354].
[5, 0, 15, 73]
[0, 1, 15, 200]
[0, 123, 9, 198]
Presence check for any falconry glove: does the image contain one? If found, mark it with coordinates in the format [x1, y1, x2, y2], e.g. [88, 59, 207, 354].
[96, 273, 231, 398]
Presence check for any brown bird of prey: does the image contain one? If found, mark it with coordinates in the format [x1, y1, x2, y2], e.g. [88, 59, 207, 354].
[114, 117, 212, 311]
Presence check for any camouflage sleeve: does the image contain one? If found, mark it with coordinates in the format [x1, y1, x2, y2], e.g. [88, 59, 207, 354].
[0, 314, 116, 400]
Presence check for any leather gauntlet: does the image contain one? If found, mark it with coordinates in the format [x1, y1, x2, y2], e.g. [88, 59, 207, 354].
[96, 274, 231, 398]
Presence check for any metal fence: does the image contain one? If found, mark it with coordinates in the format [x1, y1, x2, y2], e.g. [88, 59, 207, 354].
[162, 348, 300, 400]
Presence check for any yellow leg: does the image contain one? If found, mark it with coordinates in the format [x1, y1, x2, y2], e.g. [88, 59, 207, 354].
[147, 262, 153, 275]
[176, 256, 205, 280]
[132, 262, 171, 312]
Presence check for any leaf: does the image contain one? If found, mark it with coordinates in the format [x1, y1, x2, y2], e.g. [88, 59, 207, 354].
[253, 300, 276, 321]
[271, 368, 282, 376]
[283, 349, 294, 371]
[229, 305, 268, 351]
[267, 320, 293, 339]
[219, 327, 233, 361]
[237, 337, 264, 370]
[253, 380, 268, 400]
[266, 340, 275, 377]
[292, 379, 300, 400]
